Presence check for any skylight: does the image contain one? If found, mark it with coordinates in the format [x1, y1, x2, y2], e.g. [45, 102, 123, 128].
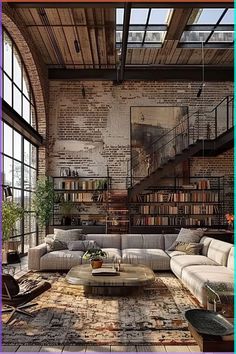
[180, 8, 234, 48]
[116, 8, 172, 48]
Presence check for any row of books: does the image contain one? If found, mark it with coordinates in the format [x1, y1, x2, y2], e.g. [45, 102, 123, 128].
[168, 192, 219, 203]
[57, 180, 104, 190]
[62, 193, 104, 202]
[138, 204, 219, 215]
[133, 216, 215, 226]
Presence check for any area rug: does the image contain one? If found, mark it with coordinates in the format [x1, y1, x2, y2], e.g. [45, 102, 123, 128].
[2, 272, 200, 346]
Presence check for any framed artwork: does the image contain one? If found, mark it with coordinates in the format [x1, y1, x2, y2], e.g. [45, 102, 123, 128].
[60, 167, 71, 177]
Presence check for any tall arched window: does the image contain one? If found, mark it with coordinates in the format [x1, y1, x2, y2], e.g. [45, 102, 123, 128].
[2, 28, 39, 255]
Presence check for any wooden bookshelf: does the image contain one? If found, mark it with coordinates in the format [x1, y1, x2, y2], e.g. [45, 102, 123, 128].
[129, 177, 224, 232]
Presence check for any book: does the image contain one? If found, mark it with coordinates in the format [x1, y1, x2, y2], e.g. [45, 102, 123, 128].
[92, 268, 119, 276]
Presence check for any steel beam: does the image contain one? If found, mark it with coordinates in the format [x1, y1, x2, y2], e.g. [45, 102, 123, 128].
[119, 2, 131, 83]
[48, 66, 233, 81]
[9, 2, 234, 9]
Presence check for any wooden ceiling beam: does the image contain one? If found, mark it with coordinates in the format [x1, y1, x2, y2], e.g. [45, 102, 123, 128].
[48, 66, 233, 81]
[10, 2, 234, 9]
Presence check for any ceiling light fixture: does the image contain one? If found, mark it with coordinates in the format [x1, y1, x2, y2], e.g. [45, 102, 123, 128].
[74, 40, 80, 53]
[197, 41, 205, 98]
[82, 85, 86, 98]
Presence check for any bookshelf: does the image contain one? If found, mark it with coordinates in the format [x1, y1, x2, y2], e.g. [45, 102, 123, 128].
[129, 177, 224, 233]
[51, 176, 111, 233]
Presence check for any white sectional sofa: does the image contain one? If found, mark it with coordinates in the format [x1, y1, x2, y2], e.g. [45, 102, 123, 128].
[28, 233, 234, 306]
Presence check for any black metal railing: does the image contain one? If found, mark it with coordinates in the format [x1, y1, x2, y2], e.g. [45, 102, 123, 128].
[127, 96, 234, 188]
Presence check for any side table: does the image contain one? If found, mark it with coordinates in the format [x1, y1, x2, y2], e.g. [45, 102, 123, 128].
[188, 323, 234, 352]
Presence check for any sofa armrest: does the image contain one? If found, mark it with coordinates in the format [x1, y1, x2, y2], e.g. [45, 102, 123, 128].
[28, 243, 47, 271]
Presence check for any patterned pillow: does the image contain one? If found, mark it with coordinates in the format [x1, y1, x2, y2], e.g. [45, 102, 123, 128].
[46, 239, 68, 252]
[168, 228, 205, 251]
[175, 242, 203, 255]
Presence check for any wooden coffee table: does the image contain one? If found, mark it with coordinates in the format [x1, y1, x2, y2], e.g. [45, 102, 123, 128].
[66, 263, 155, 295]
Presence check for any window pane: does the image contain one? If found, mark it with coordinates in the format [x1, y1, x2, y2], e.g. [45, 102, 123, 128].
[23, 69, 30, 99]
[14, 130, 22, 161]
[130, 9, 149, 24]
[13, 47, 22, 89]
[24, 139, 30, 165]
[116, 9, 124, 25]
[13, 220, 22, 237]
[24, 232, 37, 252]
[180, 31, 211, 42]
[31, 144, 37, 168]
[3, 156, 12, 186]
[3, 74, 12, 106]
[149, 9, 171, 24]
[116, 31, 123, 42]
[13, 188, 22, 205]
[31, 105, 37, 129]
[220, 9, 234, 24]
[23, 97, 30, 123]
[24, 165, 30, 190]
[30, 168, 37, 191]
[208, 31, 234, 42]
[24, 191, 31, 211]
[128, 31, 145, 42]
[13, 86, 22, 115]
[3, 32, 12, 77]
[194, 9, 225, 24]
[13, 161, 22, 188]
[3, 123, 12, 157]
[145, 31, 166, 42]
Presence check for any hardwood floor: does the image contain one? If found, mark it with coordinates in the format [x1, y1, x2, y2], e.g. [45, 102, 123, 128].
[3, 257, 201, 353]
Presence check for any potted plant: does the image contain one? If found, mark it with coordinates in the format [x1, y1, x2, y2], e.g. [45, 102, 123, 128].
[32, 177, 54, 229]
[61, 201, 74, 226]
[2, 200, 24, 262]
[83, 249, 107, 269]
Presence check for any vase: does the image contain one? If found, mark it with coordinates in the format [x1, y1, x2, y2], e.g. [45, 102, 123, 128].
[91, 260, 103, 269]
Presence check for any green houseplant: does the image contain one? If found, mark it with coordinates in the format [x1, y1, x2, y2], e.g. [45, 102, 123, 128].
[2, 200, 24, 262]
[83, 249, 107, 269]
[32, 177, 54, 229]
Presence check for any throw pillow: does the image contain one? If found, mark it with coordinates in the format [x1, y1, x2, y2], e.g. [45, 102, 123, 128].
[168, 228, 205, 251]
[175, 242, 203, 255]
[67, 241, 86, 251]
[54, 229, 83, 243]
[46, 239, 68, 252]
[83, 240, 100, 251]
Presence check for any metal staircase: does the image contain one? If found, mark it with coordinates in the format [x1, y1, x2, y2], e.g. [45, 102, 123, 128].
[127, 96, 234, 198]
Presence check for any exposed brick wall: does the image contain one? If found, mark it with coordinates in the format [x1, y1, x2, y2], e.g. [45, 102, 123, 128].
[190, 148, 234, 216]
[2, 4, 49, 176]
[48, 80, 233, 188]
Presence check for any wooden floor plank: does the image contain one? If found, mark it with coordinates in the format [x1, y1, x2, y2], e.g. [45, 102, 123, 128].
[136, 345, 166, 352]
[2, 346, 19, 352]
[165, 345, 191, 352]
[111, 346, 136, 352]
[40, 346, 63, 352]
[86, 346, 111, 352]
[17, 346, 41, 352]
[187, 345, 202, 352]
[63, 346, 86, 352]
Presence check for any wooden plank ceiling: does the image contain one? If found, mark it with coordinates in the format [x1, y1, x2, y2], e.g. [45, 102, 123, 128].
[15, 6, 233, 69]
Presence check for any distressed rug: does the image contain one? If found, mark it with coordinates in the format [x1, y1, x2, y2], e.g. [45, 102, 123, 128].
[2, 272, 200, 346]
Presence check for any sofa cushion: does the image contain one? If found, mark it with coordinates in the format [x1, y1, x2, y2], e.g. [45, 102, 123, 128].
[121, 234, 164, 250]
[84, 234, 121, 249]
[181, 265, 234, 305]
[122, 248, 170, 270]
[199, 236, 213, 256]
[170, 255, 218, 279]
[40, 250, 84, 270]
[206, 239, 233, 266]
[54, 229, 83, 243]
[227, 247, 234, 271]
[168, 228, 205, 251]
